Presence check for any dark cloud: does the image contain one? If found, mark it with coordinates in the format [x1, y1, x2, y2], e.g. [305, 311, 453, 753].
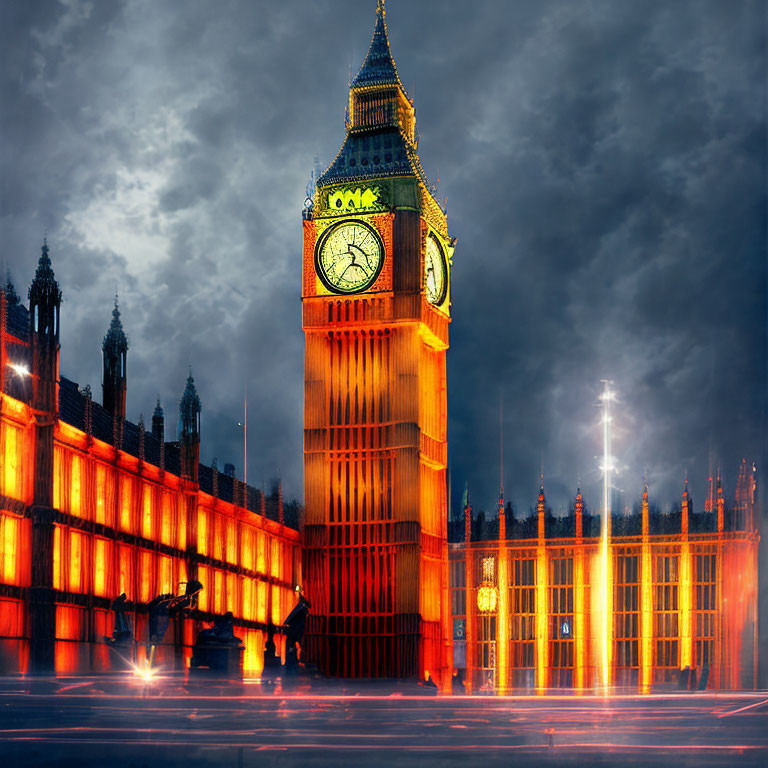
[0, 0, 764, 516]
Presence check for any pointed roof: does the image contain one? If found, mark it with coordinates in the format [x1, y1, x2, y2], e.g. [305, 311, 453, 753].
[351, 1, 404, 91]
[103, 295, 128, 354]
[153, 395, 164, 420]
[179, 370, 202, 438]
[28, 239, 61, 303]
[3, 271, 19, 306]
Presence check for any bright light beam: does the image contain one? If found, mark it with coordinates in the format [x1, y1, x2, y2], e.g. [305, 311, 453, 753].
[7, 362, 30, 377]
[600, 380, 614, 691]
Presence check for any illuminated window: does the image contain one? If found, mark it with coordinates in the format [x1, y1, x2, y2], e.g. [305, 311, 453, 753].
[0, 513, 20, 584]
[53, 446, 64, 510]
[508, 557, 536, 686]
[256, 531, 266, 573]
[197, 565, 209, 612]
[257, 580, 267, 623]
[242, 578, 254, 620]
[118, 545, 133, 600]
[141, 485, 153, 539]
[694, 550, 716, 669]
[93, 538, 111, 597]
[197, 508, 208, 556]
[120, 477, 133, 533]
[139, 550, 154, 603]
[161, 493, 172, 546]
[270, 539, 280, 579]
[548, 556, 574, 687]
[70, 454, 82, 517]
[1, 423, 21, 499]
[271, 583, 281, 625]
[226, 572, 237, 614]
[95, 464, 107, 525]
[53, 525, 62, 590]
[226, 520, 237, 565]
[213, 569, 224, 614]
[614, 551, 640, 685]
[69, 530, 83, 593]
[653, 552, 680, 681]
[241, 527, 254, 571]
[158, 555, 172, 595]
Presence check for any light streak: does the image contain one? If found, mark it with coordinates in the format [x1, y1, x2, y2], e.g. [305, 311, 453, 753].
[599, 381, 614, 691]
[7, 362, 30, 377]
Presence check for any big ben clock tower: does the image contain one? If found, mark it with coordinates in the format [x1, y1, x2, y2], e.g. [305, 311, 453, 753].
[302, 0, 453, 687]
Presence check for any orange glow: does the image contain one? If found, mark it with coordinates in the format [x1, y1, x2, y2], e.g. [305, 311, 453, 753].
[69, 529, 83, 593]
[536, 542, 548, 691]
[0, 513, 19, 584]
[118, 544, 133, 600]
[93, 538, 109, 597]
[574, 548, 586, 689]
[2, 422, 20, 499]
[139, 550, 152, 603]
[497, 546, 509, 693]
[256, 530, 266, 573]
[197, 508, 208, 556]
[120, 477, 133, 532]
[680, 540, 693, 668]
[95, 464, 106, 525]
[53, 525, 62, 590]
[142, 484, 152, 539]
[257, 580, 267, 623]
[159, 555, 172, 594]
[477, 584, 497, 613]
[70, 453, 82, 516]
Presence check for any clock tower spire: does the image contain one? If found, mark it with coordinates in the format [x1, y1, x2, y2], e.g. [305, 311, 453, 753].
[302, 1, 453, 688]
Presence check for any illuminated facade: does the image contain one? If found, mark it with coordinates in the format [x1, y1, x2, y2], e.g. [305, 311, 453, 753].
[451, 476, 760, 693]
[0, 247, 300, 676]
[302, 0, 452, 685]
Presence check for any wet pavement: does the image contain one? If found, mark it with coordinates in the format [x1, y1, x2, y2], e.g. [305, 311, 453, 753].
[0, 676, 766, 767]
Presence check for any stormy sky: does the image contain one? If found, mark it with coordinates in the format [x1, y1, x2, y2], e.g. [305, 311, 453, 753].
[1, 0, 765, 518]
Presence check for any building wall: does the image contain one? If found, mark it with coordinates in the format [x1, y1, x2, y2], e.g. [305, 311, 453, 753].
[450, 530, 759, 693]
[0, 394, 300, 676]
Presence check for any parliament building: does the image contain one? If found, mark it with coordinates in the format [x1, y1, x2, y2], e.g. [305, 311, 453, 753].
[0, 0, 761, 692]
[0, 244, 300, 676]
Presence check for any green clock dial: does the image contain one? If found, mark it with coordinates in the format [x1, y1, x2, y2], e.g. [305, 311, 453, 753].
[424, 233, 448, 306]
[315, 220, 384, 294]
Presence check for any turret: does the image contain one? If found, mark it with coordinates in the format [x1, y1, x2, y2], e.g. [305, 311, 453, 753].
[537, 476, 546, 541]
[642, 481, 650, 538]
[575, 487, 584, 539]
[151, 396, 164, 442]
[178, 371, 201, 482]
[28, 239, 61, 412]
[102, 296, 128, 423]
[716, 470, 725, 533]
[681, 476, 691, 536]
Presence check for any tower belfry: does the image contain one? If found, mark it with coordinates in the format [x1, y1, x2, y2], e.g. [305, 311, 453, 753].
[302, 0, 452, 686]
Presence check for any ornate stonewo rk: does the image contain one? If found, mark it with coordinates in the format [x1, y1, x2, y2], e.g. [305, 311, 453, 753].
[301, 0, 453, 687]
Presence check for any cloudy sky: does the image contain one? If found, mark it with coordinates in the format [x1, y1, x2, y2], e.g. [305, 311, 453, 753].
[1, 0, 765, 517]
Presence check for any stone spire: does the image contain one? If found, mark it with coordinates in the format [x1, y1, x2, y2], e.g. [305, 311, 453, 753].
[29, 239, 61, 412]
[179, 370, 201, 482]
[102, 296, 128, 422]
[350, 0, 403, 91]
[152, 396, 164, 443]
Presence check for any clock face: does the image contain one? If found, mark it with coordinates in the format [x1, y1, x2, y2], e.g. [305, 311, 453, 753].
[315, 220, 384, 294]
[424, 234, 448, 306]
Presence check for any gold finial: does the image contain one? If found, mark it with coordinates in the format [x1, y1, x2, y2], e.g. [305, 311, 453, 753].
[377, 0, 385, 18]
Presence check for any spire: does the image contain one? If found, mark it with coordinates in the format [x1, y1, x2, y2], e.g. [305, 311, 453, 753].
[642, 480, 650, 538]
[102, 295, 128, 355]
[152, 395, 164, 443]
[29, 239, 61, 304]
[575, 486, 584, 539]
[3, 271, 19, 306]
[681, 474, 690, 536]
[350, 0, 403, 91]
[179, 369, 201, 440]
